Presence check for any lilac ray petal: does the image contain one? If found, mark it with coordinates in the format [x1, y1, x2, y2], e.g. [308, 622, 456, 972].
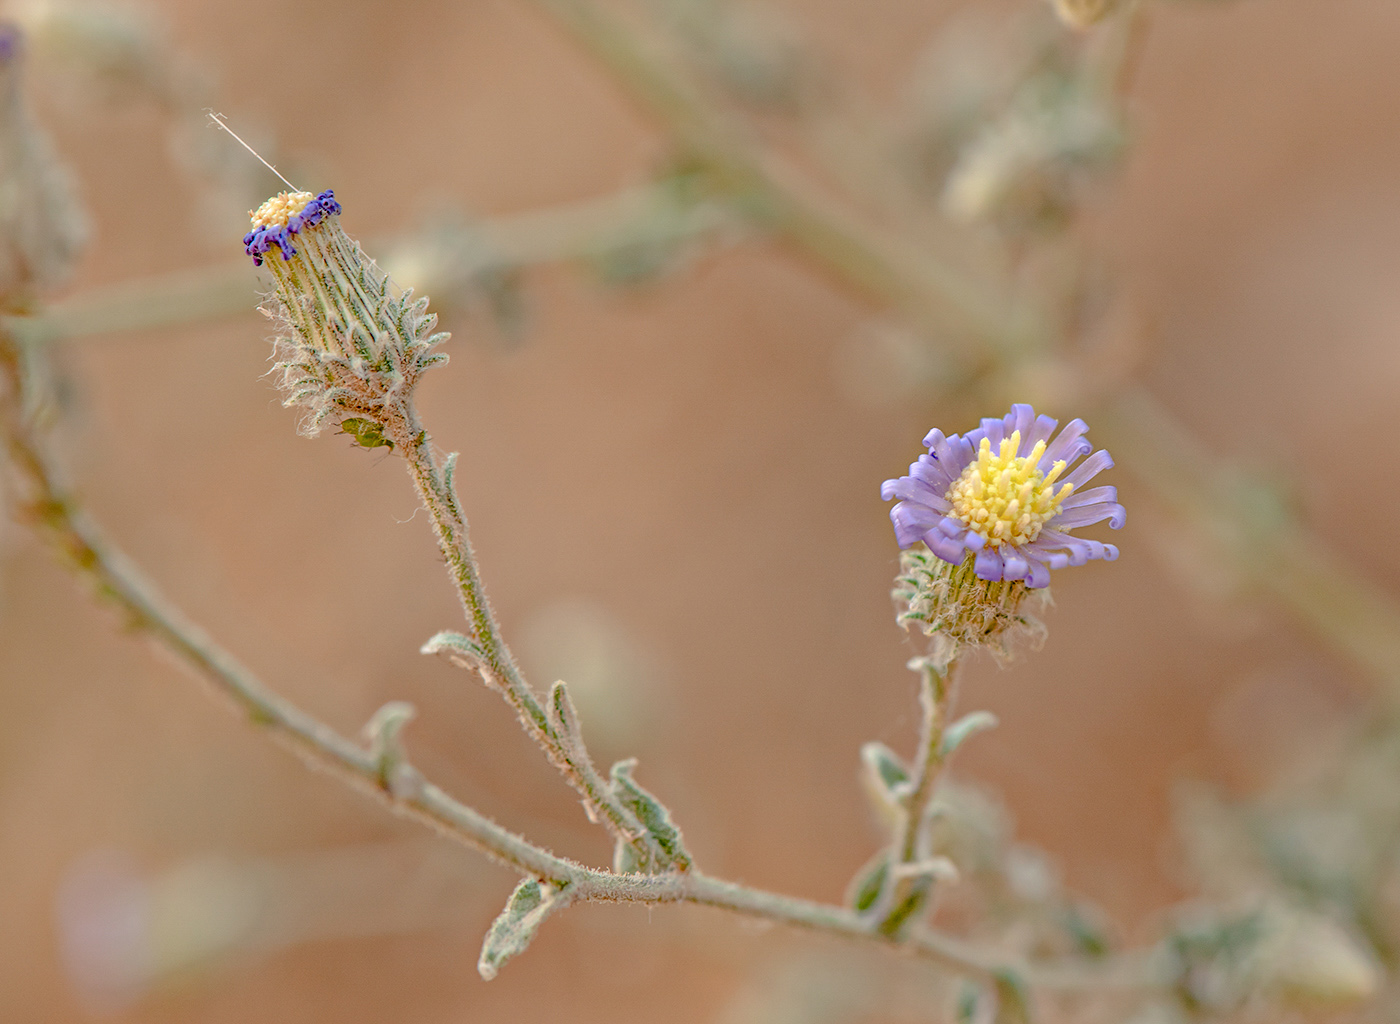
[980, 417, 1005, 449]
[1064, 449, 1114, 490]
[929, 432, 960, 471]
[974, 547, 1004, 581]
[922, 427, 947, 450]
[1023, 537, 1067, 569]
[1041, 419, 1090, 467]
[1027, 414, 1058, 449]
[1036, 530, 1093, 565]
[1000, 547, 1029, 580]
[1060, 485, 1117, 509]
[938, 516, 966, 539]
[891, 502, 943, 548]
[1007, 404, 1034, 449]
[1103, 544, 1120, 561]
[884, 476, 950, 510]
[910, 454, 954, 491]
[923, 529, 967, 564]
[1050, 501, 1127, 529]
[1026, 558, 1051, 589]
[950, 434, 976, 469]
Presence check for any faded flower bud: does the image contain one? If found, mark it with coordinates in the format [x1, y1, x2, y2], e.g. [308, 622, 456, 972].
[1048, 0, 1122, 30]
[245, 189, 448, 443]
[0, 22, 87, 313]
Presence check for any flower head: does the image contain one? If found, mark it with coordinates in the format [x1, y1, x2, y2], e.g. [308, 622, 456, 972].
[881, 404, 1124, 589]
[245, 188, 448, 441]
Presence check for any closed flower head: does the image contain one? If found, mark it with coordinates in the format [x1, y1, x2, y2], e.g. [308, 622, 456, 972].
[245, 187, 449, 443]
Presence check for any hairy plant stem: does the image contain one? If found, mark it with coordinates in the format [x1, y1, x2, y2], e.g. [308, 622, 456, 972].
[388, 414, 665, 868]
[897, 660, 954, 864]
[0, 326, 1159, 993]
[527, 0, 1400, 699]
[875, 657, 956, 937]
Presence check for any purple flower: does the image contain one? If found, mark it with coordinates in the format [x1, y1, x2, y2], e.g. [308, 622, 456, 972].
[244, 189, 341, 266]
[881, 404, 1124, 589]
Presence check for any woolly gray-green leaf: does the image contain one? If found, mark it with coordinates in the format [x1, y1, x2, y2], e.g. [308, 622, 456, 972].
[546, 680, 586, 755]
[477, 879, 572, 980]
[861, 741, 910, 795]
[846, 849, 889, 914]
[420, 630, 487, 668]
[939, 711, 999, 758]
[610, 758, 692, 871]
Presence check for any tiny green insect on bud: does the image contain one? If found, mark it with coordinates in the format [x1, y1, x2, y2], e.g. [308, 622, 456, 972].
[336, 417, 394, 451]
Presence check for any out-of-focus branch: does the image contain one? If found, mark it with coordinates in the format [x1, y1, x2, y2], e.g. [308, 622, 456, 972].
[530, 0, 1023, 364]
[528, 0, 1400, 697]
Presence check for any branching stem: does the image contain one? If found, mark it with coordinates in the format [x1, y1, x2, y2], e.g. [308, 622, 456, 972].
[390, 415, 666, 868]
[0, 326, 1159, 994]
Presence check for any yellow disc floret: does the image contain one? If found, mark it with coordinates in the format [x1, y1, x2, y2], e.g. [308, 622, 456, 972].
[945, 431, 1073, 548]
[250, 190, 315, 230]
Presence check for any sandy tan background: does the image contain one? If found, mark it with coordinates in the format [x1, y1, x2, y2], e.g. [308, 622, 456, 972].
[2, 0, 1399, 1019]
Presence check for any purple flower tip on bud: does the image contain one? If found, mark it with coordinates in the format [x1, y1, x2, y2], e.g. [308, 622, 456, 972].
[244, 189, 340, 266]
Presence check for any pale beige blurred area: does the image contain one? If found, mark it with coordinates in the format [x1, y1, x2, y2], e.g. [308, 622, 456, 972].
[0, 0, 1397, 1020]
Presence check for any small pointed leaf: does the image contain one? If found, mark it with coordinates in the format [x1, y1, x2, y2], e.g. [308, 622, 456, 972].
[421, 630, 487, 670]
[939, 711, 999, 758]
[846, 849, 890, 913]
[610, 759, 692, 871]
[861, 741, 910, 793]
[546, 680, 586, 755]
[477, 879, 572, 980]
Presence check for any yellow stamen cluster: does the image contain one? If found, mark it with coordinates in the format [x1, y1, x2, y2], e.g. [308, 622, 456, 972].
[945, 431, 1072, 548]
[250, 190, 315, 230]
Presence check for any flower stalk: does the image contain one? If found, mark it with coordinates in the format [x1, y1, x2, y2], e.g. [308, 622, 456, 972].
[875, 656, 958, 937]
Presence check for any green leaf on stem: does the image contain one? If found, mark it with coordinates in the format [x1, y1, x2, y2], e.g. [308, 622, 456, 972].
[610, 758, 692, 871]
[478, 878, 572, 980]
[846, 849, 890, 913]
[939, 711, 999, 758]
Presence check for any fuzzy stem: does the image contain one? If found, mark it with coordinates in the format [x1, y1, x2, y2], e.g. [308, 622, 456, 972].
[0, 326, 1157, 993]
[897, 659, 955, 865]
[874, 657, 957, 937]
[394, 424, 667, 867]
